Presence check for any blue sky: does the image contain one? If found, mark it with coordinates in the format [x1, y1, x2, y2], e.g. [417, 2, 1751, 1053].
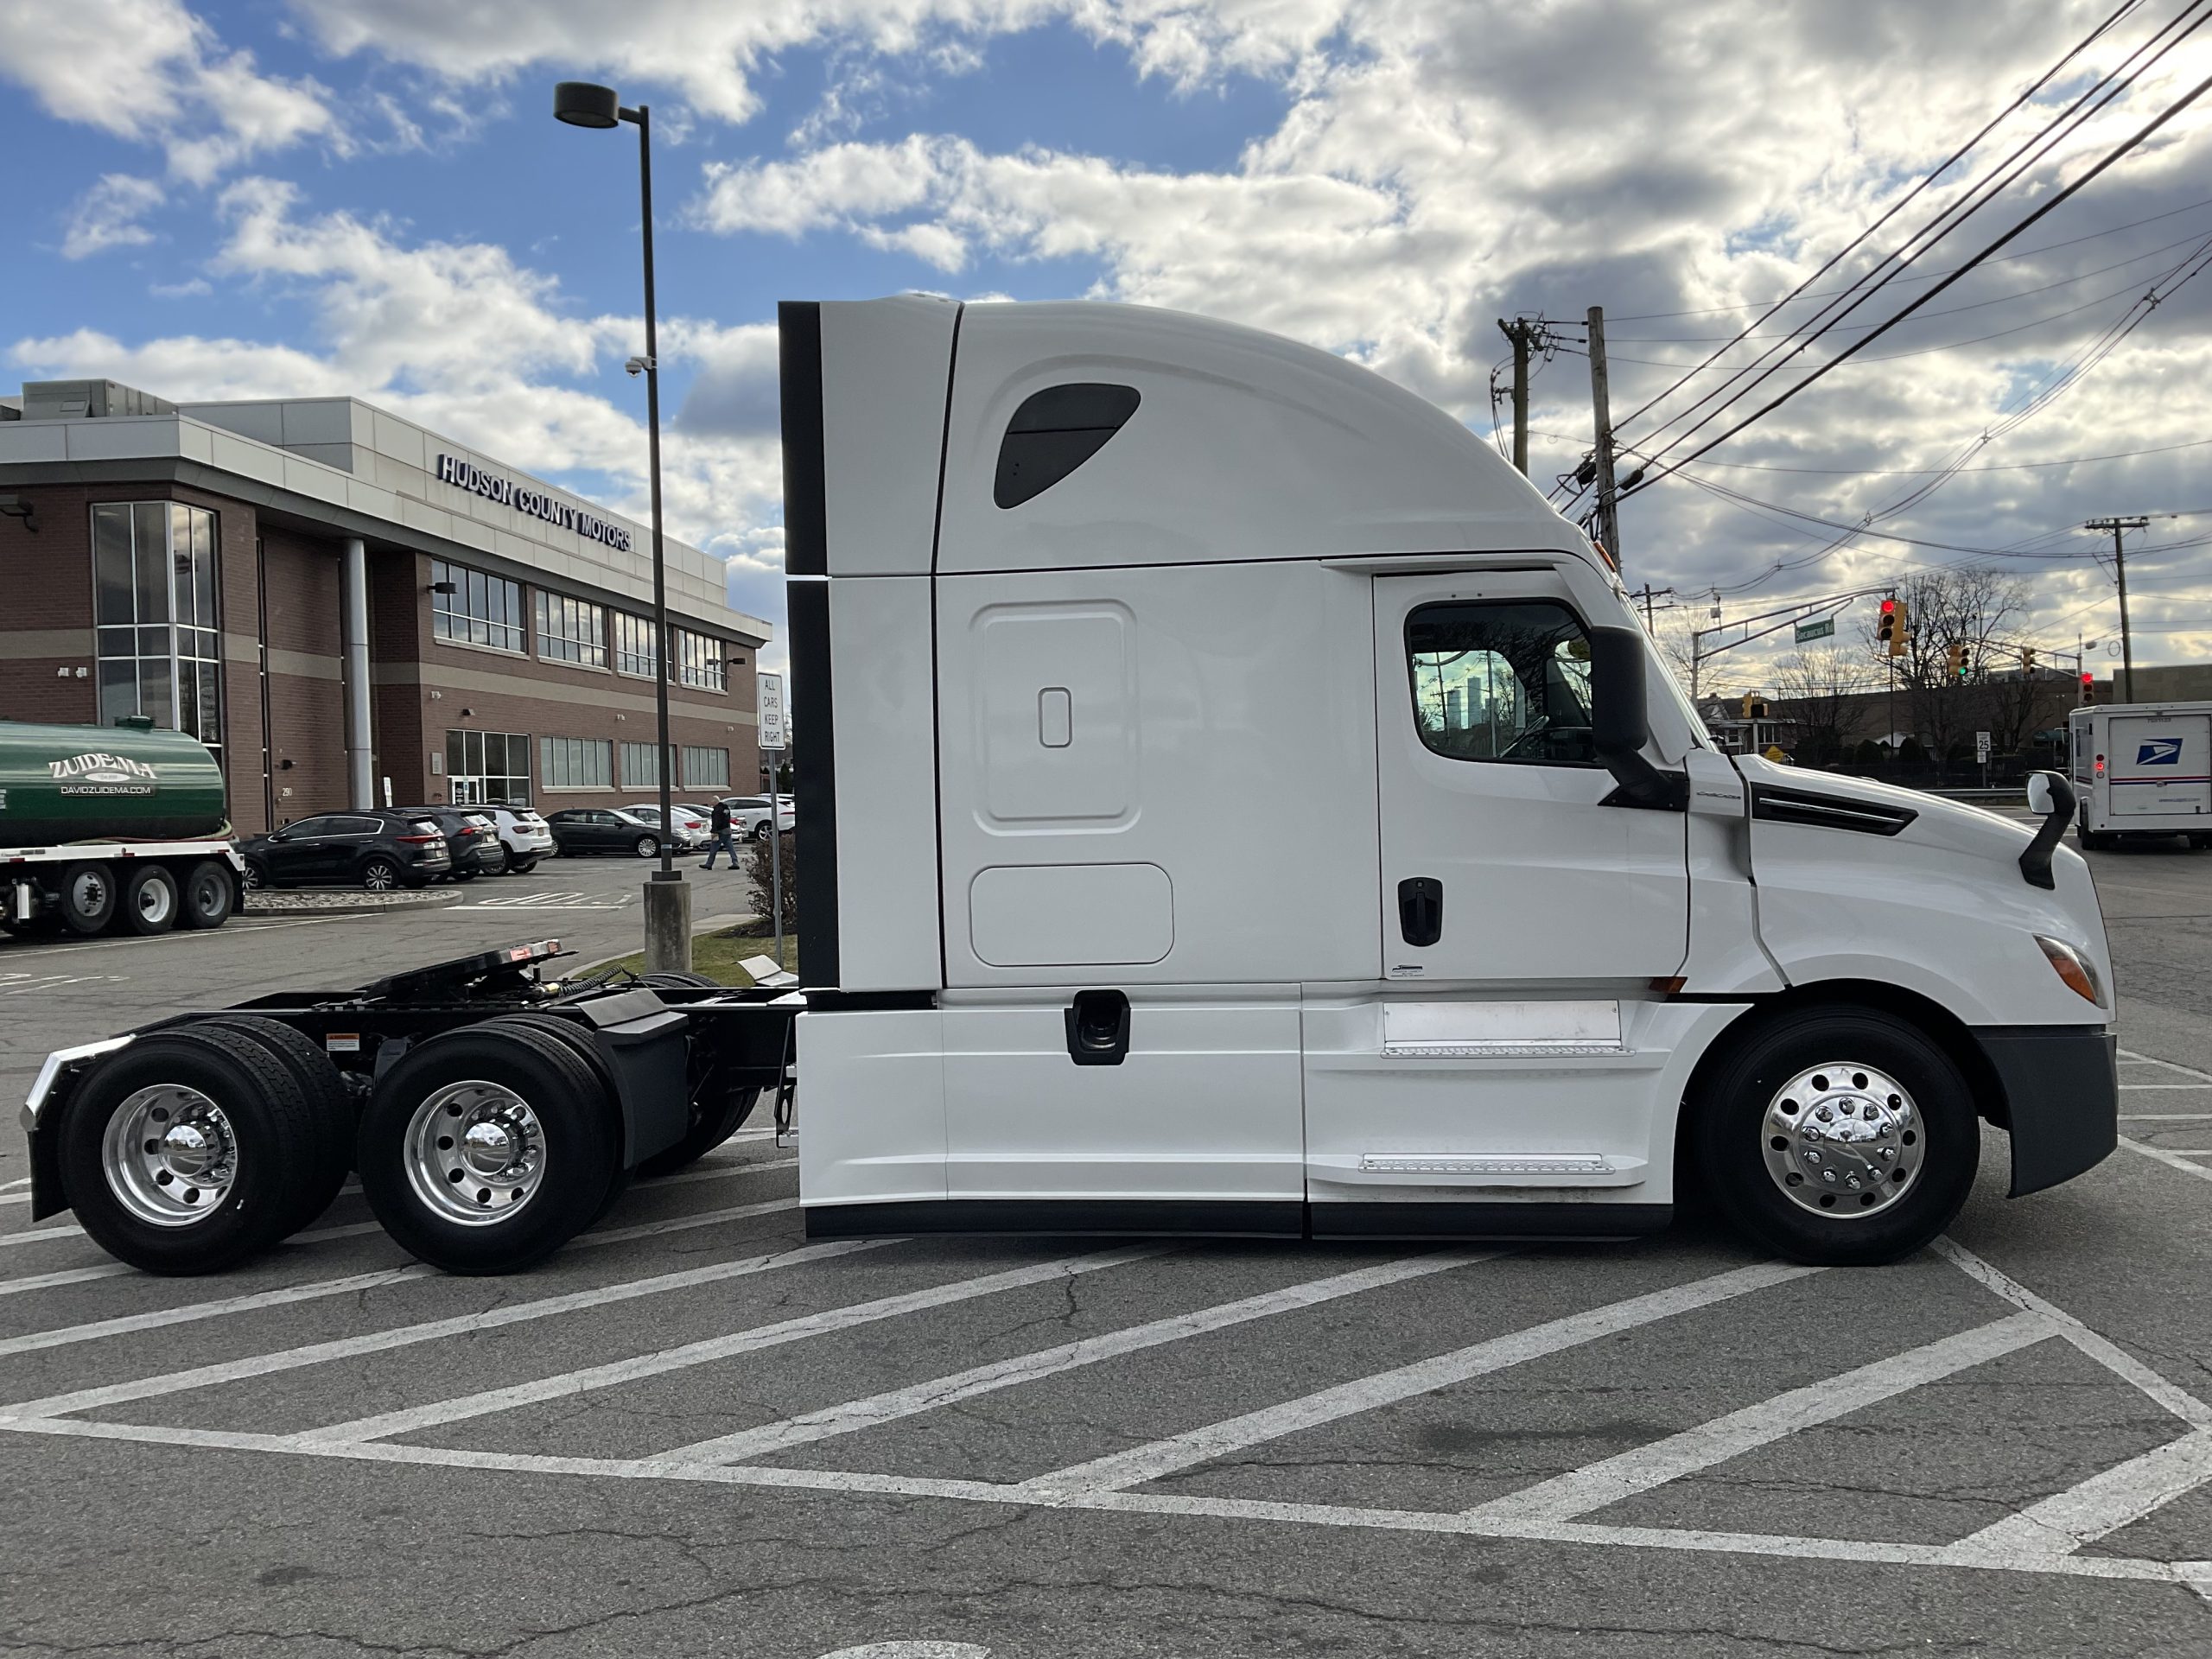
[3, 0, 2209, 686]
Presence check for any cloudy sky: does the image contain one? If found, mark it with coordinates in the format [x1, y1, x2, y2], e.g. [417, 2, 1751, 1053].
[4, 0, 2209, 691]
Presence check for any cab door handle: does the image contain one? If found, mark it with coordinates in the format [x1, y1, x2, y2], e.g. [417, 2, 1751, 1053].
[1397, 877, 1443, 947]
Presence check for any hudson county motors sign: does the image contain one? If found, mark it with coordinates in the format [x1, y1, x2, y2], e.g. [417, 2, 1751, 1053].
[435, 454, 635, 552]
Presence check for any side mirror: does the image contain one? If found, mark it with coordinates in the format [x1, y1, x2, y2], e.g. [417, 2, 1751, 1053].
[1588, 627, 1681, 810]
[2026, 772, 2055, 816]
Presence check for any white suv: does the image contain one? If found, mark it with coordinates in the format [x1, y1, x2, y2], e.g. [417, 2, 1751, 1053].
[482, 806, 555, 874]
[720, 795, 796, 841]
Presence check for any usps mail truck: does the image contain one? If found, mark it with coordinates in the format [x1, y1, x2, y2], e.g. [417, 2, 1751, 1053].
[2069, 702, 2212, 849]
[22, 297, 2120, 1278]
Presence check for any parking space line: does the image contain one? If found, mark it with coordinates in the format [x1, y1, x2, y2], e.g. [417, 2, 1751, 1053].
[0, 1263, 134, 1298]
[2119, 1050, 2212, 1082]
[1951, 1426, 2212, 1559]
[1466, 1313, 2050, 1523]
[294, 1244, 1173, 1446]
[578, 1196, 797, 1244]
[0, 1266, 435, 1358]
[638, 1155, 797, 1192]
[2121, 1114, 2212, 1122]
[2119, 1136, 2212, 1185]
[1011, 1260, 1820, 1502]
[0, 1224, 87, 1249]
[1931, 1238, 2212, 1427]
[2, 1413, 2207, 1591]
[1, 1238, 887, 1421]
[658, 1249, 1500, 1467]
[2121, 1084, 2212, 1090]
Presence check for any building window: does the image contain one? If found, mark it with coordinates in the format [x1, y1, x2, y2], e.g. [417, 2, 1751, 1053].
[92, 502, 223, 760]
[540, 736, 613, 790]
[681, 746, 730, 790]
[446, 729, 531, 805]
[672, 628, 727, 692]
[619, 740, 667, 790]
[612, 612, 658, 679]
[431, 559, 524, 653]
[534, 590, 607, 667]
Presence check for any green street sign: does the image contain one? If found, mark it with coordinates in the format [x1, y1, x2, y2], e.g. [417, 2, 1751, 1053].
[1793, 616, 1836, 643]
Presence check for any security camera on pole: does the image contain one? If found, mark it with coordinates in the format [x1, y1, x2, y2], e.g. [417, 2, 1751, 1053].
[554, 79, 688, 972]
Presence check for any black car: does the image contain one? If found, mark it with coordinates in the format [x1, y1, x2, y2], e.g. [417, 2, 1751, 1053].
[396, 806, 506, 879]
[544, 807, 668, 858]
[238, 810, 452, 893]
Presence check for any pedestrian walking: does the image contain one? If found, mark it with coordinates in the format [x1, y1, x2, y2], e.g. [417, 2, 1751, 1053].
[702, 798, 738, 869]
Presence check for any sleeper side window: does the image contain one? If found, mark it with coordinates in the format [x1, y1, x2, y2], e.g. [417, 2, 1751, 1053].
[1406, 599, 1598, 766]
[994, 383, 1141, 508]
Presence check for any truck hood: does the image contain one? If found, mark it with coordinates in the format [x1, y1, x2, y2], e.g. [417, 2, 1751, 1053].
[1733, 755, 2034, 862]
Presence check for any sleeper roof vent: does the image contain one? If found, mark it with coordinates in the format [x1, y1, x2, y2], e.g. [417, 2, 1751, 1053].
[994, 382, 1141, 508]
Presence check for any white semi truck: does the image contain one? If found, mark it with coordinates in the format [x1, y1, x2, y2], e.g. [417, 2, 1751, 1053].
[2069, 701, 2212, 849]
[22, 297, 2117, 1278]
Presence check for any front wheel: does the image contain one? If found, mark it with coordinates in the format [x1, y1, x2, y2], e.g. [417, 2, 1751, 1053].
[1690, 1005, 1978, 1267]
[634, 835, 659, 859]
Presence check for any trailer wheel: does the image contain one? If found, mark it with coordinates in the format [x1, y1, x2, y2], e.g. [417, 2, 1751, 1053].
[358, 1025, 618, 1274]
[1689, 1005, 1978, 1268]
[60, 861, 117, 936]
[199, 1016, 354, 1236]
[177, 861, 236, 929]
[59, 1027, 320, 1274]
[118, 864, 180, 936]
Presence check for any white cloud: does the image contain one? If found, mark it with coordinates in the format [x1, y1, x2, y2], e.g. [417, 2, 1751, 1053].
[0, 0, 344, 182]
[60, 175, 166, 260]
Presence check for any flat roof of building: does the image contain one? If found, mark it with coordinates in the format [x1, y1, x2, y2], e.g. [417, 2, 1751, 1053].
[0, 382, 767, 645]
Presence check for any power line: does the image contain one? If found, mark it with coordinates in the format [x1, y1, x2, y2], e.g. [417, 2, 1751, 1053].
[1621, 3, 2212, 475]
[1623, 56, 2212, 495]
[1524, 432, 2212, 478]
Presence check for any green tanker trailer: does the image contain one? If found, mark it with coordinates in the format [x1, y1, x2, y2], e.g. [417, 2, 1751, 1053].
[2, 717, 242, 936]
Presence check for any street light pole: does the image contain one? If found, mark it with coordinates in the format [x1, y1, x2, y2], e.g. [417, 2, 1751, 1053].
[556, 79, 689, 971]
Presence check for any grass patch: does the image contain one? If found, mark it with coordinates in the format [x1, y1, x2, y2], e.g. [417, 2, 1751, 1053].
[602, 925, 798, 987]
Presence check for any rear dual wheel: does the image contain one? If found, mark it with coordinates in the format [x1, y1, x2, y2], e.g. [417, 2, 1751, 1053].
[357, 1021, 620, 1274]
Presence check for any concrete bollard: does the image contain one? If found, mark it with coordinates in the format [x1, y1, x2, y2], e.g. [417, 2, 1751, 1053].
[642, 871, 692, 975]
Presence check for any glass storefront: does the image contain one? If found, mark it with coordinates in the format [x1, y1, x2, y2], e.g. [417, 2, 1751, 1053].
[92, 501, 222, 761]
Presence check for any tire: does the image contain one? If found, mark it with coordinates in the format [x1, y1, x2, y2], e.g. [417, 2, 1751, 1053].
[753, 822, 774, 842]
[634, 835, 659, 859]
[506, 859, 538, 876]
[118, 864, 180, 936]
[359, 856, 402, 893]
[1690, 1005, 1979, 1268]
[58, 1026, 321, 1274]
[357, 1024, 620, 1274]
[241, 858, 270, 895]
[636, 1086, 761, 1180]
[480, 843, 509, 875]
[60, 861, 117, 937]
[453, 868, 479, 882]
[197, 1015, 354, 1236]
[177, 860, 236, 929]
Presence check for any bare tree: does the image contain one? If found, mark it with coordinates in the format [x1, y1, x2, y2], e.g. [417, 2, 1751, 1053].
[1857, 566, 2029, 765]
[1772, 644, 1877, 766]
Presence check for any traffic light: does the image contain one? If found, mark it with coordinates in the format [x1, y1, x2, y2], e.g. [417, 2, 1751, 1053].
[2081, 671, 2095, 705]
[1948, 641, 1972, 678]
[1877, 596, 1909, 656]
[1740, 695, 1769, 720]
[2020, 647, 2036, 672]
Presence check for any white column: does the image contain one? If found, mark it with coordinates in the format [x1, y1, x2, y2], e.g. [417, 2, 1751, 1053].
[340, 537, 373, 810]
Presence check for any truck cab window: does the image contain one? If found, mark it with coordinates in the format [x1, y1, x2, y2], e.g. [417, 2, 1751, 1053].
[1406, 599, 1597, 766]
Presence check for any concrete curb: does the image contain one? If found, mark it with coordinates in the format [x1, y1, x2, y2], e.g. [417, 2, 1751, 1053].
[241, 887, 467, 918]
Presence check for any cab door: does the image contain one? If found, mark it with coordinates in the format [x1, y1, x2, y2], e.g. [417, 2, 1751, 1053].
[1372, 572, 1688, 983]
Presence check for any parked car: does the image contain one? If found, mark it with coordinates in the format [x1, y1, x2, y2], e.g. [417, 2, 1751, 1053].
[545, 807, 677, 858]
[622, 803, 712, 850]
[237, 810, 451, 893]
[718, 794, 796, 841]
[397, 806, 505, 879]
[480, 804, 554, 874]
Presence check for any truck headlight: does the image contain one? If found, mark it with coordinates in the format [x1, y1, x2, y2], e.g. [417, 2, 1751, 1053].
[2035, 935, 2104, 1007]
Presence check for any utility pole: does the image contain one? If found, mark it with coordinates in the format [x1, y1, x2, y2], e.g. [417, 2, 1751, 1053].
[1496, 317, 1541, 475]
[1629, 582, 1672, 633]
[2086, 516, 2148, 703]
[1586, 305, 1621, 574]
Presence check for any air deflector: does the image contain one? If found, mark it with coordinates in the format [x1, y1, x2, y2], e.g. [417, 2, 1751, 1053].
[994, 383, 1141, 508]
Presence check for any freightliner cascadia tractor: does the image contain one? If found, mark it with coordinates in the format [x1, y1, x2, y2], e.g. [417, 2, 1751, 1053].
[22, 297, 2117, 1278]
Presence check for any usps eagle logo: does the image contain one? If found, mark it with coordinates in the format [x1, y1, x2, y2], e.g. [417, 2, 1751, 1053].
[2136, 737, 2183, 766]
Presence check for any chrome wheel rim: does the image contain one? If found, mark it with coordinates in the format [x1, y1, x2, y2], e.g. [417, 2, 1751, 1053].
[1762, 1061, 1922, 1218]
[363, 862, 397, 892]
[133, 877, 175, 927]
[405, 1080, 545, 1226]
[102, 1084, 238, 1227]
[637, 837, 657, 858]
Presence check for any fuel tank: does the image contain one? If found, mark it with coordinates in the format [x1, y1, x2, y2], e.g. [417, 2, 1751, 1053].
[0, 718, 229, 845]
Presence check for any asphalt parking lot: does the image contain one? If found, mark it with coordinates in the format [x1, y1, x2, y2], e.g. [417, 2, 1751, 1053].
[3, 833, 2210, 1656]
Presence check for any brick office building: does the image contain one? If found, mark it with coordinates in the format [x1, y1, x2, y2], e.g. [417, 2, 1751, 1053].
[0, 380, 769, 836]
